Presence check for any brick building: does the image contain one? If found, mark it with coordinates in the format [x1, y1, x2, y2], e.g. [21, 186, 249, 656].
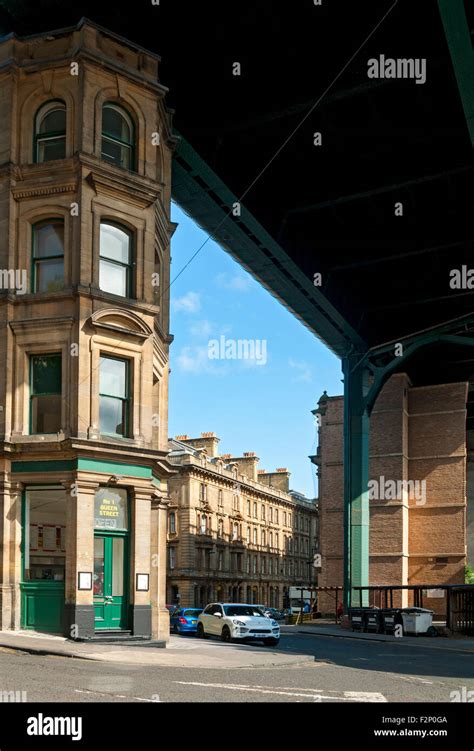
[0, 20, 176, 641]
[313, 374, 469, 614]
[166, 434, 318, 609]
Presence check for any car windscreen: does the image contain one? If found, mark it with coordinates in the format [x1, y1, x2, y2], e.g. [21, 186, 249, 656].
[183, 610, 202, 617]
[224, 606, 264, 617]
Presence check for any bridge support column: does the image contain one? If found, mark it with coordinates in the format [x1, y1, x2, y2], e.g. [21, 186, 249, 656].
[343, 356, 370, 610]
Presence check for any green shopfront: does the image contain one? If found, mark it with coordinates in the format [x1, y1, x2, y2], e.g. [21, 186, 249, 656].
[14, 457, 167, 640]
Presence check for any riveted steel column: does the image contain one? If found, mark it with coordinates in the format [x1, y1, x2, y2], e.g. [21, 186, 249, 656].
[343, 355, 370, 610]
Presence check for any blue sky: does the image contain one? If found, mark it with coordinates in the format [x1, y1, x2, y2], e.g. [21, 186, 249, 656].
[168, 203, 343, 497]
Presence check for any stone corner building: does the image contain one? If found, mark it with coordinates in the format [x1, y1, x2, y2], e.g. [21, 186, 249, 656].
[313, 374, 469, 614]
[166, 433, 319, 609]
[0, 20, 176, 640]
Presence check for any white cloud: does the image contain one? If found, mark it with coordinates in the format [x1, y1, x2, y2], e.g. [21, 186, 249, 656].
[214, 272, 253, 293]
[175, 346, 228, 376]
[172, 291, 201, 314]
[175, 346, 209, 374]
[189, 319, 213, 338]
[288, 358, 313, 383]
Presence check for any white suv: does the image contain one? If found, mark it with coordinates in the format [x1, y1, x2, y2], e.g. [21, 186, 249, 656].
[197, 603, 280, 646]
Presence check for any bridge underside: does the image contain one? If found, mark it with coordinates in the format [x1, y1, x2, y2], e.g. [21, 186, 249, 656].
[3, 0, 474, 605]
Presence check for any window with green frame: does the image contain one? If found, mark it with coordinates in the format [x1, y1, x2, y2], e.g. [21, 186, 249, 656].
[34, 101, 66, 163]
[32, 220, 64, 293]
[99, 355, 131, 437]
[99, 222, 133, 298]
[30, 354, 62, 434]
[101, 103, 135, 171]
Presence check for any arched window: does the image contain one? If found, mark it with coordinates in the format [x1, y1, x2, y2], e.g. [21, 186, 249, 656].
[261, 530, 266, 546]
[99, 222, 133, 298]
[32, 220, 64, 293]
[253, 528, 257, 545]
[101, 103, 135, 170]
[34, 101, 66, 163]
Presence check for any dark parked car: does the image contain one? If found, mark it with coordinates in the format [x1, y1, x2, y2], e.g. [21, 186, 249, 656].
[170, 607, 203, 634]
[263, 607, 286, 621]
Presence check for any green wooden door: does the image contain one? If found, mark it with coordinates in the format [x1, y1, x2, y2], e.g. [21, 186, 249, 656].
[93, 534, 128, 630]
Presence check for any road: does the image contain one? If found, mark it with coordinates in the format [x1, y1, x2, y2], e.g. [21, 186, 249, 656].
[0, 630, 472, 703]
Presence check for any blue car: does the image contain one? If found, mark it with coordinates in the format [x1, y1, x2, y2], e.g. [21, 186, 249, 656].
[170, 608, 203, 634]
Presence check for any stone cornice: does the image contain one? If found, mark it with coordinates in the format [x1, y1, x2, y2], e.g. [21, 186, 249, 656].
[172, 461, 315, 510]
[12, 182, 77, 201]
[9, 316, 74, 334]
[86, 167, 162, 210]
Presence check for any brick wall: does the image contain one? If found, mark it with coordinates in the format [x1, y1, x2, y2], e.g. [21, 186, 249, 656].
[317, 376, 467, 615]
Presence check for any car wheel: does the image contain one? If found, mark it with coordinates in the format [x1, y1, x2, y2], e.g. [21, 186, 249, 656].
[264, 638, 280, 646]
[197, 623, 207, 639]
[221, 626, 232, 643]
[427, 626, 438, 638]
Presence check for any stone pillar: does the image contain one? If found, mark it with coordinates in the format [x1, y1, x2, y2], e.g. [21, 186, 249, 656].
[64, 479, 97, 640]
[130, 489, 152, 637]
[150, 494, 169, 643]
[0, 477, 22, 631]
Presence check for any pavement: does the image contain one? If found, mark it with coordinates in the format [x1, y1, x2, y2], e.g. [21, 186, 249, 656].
[0, 621, 472, 668]
[0, 630, 314, 669]
[281, 622, 474, 654]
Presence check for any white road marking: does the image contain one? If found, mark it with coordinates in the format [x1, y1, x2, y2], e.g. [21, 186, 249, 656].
[398, 676, 434, 685]
[174, 681, 387, 702]
[74, 688, 157, 702]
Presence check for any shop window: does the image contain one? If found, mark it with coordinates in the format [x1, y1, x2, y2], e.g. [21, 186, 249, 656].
[99, 355, 130, 437]
[32, 220, 64, 293]
[30, 354, 62, 434]
[34, 101, 66, 163]
[99, 222, 133, 298]
[101, 103, 135, 171]
[24, 487, 67, 581]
